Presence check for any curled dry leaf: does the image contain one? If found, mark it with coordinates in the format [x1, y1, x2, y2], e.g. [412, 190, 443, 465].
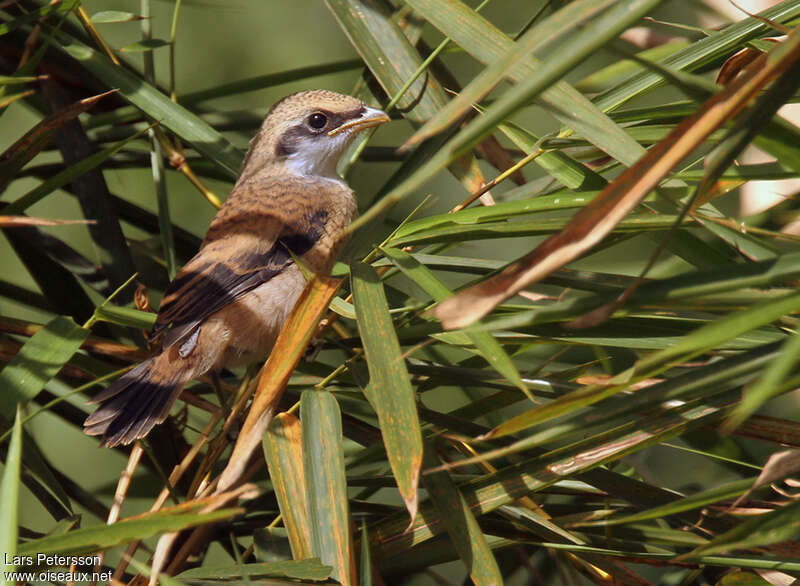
[717, 39, 778, 85]
[731, 449, 800, 508]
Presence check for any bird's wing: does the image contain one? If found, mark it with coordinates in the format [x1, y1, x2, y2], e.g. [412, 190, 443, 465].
[150, 205, 327, 350]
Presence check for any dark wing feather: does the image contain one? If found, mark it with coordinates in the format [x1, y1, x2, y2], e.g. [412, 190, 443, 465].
[150, 212, 325, 349]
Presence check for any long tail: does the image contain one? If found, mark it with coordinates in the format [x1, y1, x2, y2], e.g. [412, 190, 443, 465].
[83, 357, 185, 447]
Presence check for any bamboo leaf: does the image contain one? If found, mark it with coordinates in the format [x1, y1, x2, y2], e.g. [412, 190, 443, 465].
[0, 0, 79, 37]
[683, 498, 800, 559]
[381, 246, 529, 396]
[301, 390, 353, 586]
[175, 559, 332, 581]
[430, 30, 800, 328]
[325, 0, 491, 202]
[402, 0, 646, 167]
[120, 38, 171, 52]
[488, 290, 800, 439]
[0, 316, 87, 418]
[49, 29, 244, 178]
[0, 90, 116, 192]
[0, 409, 22, 586]
[263, 413, 313, 559]
[351, 261, 423, 521]
[421, 442, 502, 585]
[3, 125, 151, 215]
[219, 275, 342, 491]
[575, 477, 755, 527]
[729, 328, 800, 428]
[359, 522, 372, 586]
[371, 397, 728, 556]
[90, 10, 144, 23]
[593, 0, 800, 113]
[19, 506, 242, 557]
[405, 0, 660, 156]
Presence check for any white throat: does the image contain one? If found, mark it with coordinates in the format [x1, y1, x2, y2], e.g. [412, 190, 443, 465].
[283, 133, 351, 181]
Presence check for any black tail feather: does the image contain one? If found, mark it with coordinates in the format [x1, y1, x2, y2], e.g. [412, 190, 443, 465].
[84, 359, 183, 447]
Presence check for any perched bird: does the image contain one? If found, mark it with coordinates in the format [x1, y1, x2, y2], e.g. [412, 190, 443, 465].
[84, 90, 389, 447]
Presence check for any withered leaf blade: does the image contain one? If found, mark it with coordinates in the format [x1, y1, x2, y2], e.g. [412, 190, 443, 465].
[0, 216, 95, 228]
[217, 275, 342, 491]
[262, 413, 313, 560]
[431, 32, 800, 329]
[0, 90, 116, 192]
[731, 449, 800, 509]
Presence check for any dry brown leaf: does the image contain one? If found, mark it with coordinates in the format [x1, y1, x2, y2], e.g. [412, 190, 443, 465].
[430, 33, 800, 329]
[716, 42, 776, 85]
[0, 90, 116, 192]
[0, 215, 96, 228]
[756, 569, 798, 586]
[148, 484, 255, 586]
[575, 374, 664, 390]
[475, 135, 526, 186]
[731, 449, 800, 509]
[217, 275, 342, 491]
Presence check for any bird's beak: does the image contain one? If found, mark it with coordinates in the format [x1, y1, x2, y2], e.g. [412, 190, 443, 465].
[328, 106, 390, 137]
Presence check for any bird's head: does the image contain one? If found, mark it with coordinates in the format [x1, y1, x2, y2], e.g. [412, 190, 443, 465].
[239, 90, 390, 182]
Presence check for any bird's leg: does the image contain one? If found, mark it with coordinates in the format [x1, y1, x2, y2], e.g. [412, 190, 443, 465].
[210, 371, 231, 416]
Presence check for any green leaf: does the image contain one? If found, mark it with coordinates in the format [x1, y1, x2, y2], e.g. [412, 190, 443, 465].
[394, 189, 603, 237]
[301, 390, 353, 586]
[49, 29, 244, 178]
[359, 522, 372, 586]
[495, 121, 606, 190]
[372, 396, 727, 556]
[730, 330, 800, 428]
[407, 0, 660, 168]
[3, 126, 151, 215]
[0, 0, 79, 37]
[381, 246, 529, 396]
[684, 498, 800, 559]
[576, 40, 690, 93]
[92, 305, 157, 329]
[90, 10, 144, 23]
[0, 316, 87, 418]
[19, 508, 241, 557]
[175, 559, 332, 581]
[351, 262, 423, 520]
[120, 38, 171, 52]
[578, 477, 756, 527]
[0, 75, 39, 86]
[402, 0, 646, 167]
[0, 90, 115, 192]
[594, 0, 800, 112]
[390, 213, 683, 247]
[421, 442, 502, 585]
[324, 0, 490, 203]
[0, 409, 22, 586]
[488, 290, 800, 439]
[405, 0, 621, 144]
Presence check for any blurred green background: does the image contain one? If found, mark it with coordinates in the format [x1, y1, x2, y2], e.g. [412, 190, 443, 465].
[3, 1, 799, 584]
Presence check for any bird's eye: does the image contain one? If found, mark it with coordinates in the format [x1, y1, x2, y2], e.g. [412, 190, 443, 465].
[307, 113, 328, 130]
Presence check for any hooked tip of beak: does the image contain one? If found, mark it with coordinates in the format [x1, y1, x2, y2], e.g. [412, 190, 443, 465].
[327, 106, 390, 137]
